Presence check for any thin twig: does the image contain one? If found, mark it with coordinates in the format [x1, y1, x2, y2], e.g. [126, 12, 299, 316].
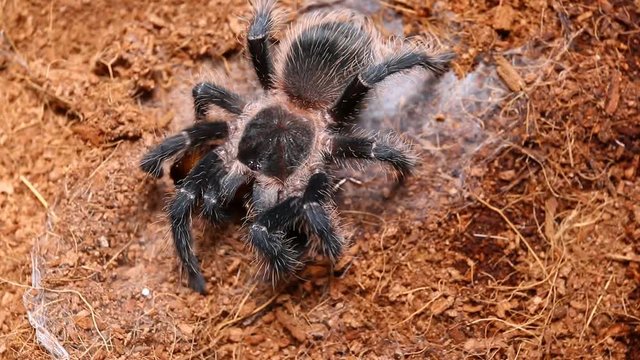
[395, 292, 442, 326]
[20, 175, 49, 210]
[0, 277, 110, 351]
[581, 274, 614, 340]
[606, 254, 640, 263]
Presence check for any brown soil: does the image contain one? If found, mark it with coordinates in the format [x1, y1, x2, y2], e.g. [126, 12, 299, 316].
[1, 0, 639, 359]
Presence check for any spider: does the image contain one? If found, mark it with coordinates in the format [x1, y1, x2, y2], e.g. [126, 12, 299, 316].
[140, 0, 454, 294]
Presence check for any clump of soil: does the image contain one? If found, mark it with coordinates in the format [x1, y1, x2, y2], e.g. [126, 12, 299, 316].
[1, 0, 639, 359]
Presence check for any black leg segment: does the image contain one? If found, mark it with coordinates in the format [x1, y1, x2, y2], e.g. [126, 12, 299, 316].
[140, 121, 228, 178]
[169, 151, 225, 294]
[249, 197, 304, 281]
[192, 82, 246, 119]
[248, 173, 343, 282]
[200, 170, 228, 224]
[201, 169, 249, 224]
[330, 49, 455, 129]
[302, 173, 343, 261]
[329, 135, 416, 178]
[248, 0, 276, 90]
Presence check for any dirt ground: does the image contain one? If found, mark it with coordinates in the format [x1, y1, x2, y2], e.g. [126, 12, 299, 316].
[1, 0, 639, 359]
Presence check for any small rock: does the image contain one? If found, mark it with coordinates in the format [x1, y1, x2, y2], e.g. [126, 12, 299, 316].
[469, 167, 485, 177]
[493, 4, 516, 33]
[308, 323, 328, 340]
[141, 288, 151, 298]
[227, 327, 243, 343]
[498, 170, 516, 181]
[0, 181, 14, 194]
[569, 300, 587, 311]
[262, 312, 275, 324]
[177, 323, 194, 336]
[448, 327, 467, 344]
[98, 236, 109, 248]
[246, 333, 265, 345]
[445, 309, 458, 317]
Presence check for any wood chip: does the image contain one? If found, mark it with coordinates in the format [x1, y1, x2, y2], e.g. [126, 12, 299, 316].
[605, 73, 621, 115]
[275, 309, 307, 342]
[177, 323, 194, 336]
[74, 310, 93, 330]
[544, 197, 558, 241]
[148, 14, 167, 28]
[461, 304, 484, 313]
[498, 170, 516, 181]
[576, 11, 593, 22]
[430, 296, 454, 316]
[464, 337, 507, 351]
[603, 323, 630, 338]
[495, 55, 525, 92]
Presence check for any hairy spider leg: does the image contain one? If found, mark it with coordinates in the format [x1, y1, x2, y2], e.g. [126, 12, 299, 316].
[301, 172, 343, 261]
[248, 197, 304, 283]
[328, 135, 416, 178]
[140, 122, 229, 178]
[248, 172, 343, 282]
[248, 0, 276, 90]
[169, 151, 226, 294]
[330, 49, 455, 131]
[192, 82, 246, 119]
[201, 166, 249, 223]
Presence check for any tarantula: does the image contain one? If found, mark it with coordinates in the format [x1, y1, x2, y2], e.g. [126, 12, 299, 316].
[140, 0, 453, 294]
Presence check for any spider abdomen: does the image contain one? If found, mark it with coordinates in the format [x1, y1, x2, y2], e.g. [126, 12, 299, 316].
[281, 21, 373, 108]
[237, 106, 315, 181]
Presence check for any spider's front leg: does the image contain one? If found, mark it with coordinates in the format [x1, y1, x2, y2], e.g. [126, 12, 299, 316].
[248, 197, 304, 282]
[301, 172, 344, 261]
[248, 173, 344, 282]
[140, 121, 228, 178]
[169, 151, 225, 294]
